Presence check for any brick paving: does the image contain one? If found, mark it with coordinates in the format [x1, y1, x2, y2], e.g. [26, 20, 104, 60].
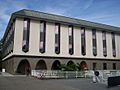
[0, 76, 120, 90]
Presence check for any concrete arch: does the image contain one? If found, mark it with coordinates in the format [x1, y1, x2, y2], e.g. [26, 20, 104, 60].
[51, 60, 61, 70]
[35, 60, 47, 70]
[16, 59, 31, 75]
[67, 60, 74, 66]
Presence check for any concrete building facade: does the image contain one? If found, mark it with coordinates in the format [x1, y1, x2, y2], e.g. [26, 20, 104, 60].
[0, 41, 2, 71]
[1, 9, 120, 74]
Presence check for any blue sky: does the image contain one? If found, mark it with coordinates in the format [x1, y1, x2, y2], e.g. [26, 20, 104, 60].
[0, 0, 120, 39]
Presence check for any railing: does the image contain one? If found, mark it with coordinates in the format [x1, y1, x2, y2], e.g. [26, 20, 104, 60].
[31, 70, 84, 79]
[31, 70, 120, 81]
[98, 70, 120, 84]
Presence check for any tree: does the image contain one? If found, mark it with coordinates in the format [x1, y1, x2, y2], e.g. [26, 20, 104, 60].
[76, 63, 82, 71]
[59, 63, 80, 71]
[67, 64, 77, 71]
[59, 64, 67, 71]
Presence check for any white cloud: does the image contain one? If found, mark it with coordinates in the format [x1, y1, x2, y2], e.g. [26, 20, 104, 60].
[43, 7, 67, 16]
[0, 7, 9, 22]
[0, 0, 28, 39]
[83, 14, 116, 20]
[41, 1, 78, 17]
[76, 13, 120, 27]
[84, 0, 94, 10]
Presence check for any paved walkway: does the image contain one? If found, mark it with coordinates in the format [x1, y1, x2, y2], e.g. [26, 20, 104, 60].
[0, 76, 120, 90]
[0, 72, 26, 77]
[0, 72, 13, 76]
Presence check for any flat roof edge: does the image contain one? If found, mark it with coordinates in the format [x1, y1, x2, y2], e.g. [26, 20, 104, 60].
[2, 9, 120, 42]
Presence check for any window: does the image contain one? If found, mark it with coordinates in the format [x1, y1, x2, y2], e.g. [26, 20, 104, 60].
[68, 25, 74, 55]
[92, 29, 97, 56]
[81, 27, 86, 55]
[11, 20, 15, 52]
[22, 18, 30, 52]
[93, 63, 96, 70]
[113, 63, 116, 70]
[55, 23, 60, 54]
[111, 32, 116, 57]
[39, 21, 46, 53]
[103, 63, 107, 70]
[102, 31, 107, 57]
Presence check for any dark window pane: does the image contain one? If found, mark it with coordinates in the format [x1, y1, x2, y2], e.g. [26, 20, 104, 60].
[82, 45, 86, 55]
[68, 26, 74, 55]
[40, 32, 44, 41]
[93, 63, 96, 70]
[92, 29, 97, 56]
[55, 47, 60, 54]
[22, 44, 29, 52]
[22, 19, 30, 52]
[111, 32, 116, 57]
[93, 39, 96, 47]
[23, 30, 27, 40]
[81, 38, 85, 46]
[55, 34, 58, 43]
[113, 63, 116, 70]
[69, 36, 72, 44]
[69, 48, 73, 55]
[103, 63, 107, 70]
[103, 40, 106, 48]
[55, 23, 60, 54]
[40, 48, 45, 53]
[81, 27, 86, 56]
[102, 31, 107, 56]
[39, 21, 46, 53]
[93, 47, 97, 56]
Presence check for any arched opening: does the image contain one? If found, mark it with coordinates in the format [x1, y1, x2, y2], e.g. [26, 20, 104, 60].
[80, 61, 87, 71]
[51, 60, 61, 70]
[35, 60, 47, 70]
[16, 59, 31, 75]
[67, 61, 74, 66]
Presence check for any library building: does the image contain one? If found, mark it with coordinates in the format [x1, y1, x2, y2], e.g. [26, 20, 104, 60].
[1, 9, 120, 74]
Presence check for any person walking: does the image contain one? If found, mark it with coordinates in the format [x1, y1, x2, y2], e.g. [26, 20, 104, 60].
[93, 70, 100, 83]
[26, 67, 31, 76]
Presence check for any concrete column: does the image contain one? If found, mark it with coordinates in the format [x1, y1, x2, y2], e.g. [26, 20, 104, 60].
[29, 20, 40, 54]
[74, 27, 81, 57]
[115, 34, 120, 59]
[60, 25, 69, 56]
[106, 32, 112, 58]
[96, 31, 103, 58]
[86, 29, 92, 57]
[13, 18, 23, 54]
[46, 22, 55, 55]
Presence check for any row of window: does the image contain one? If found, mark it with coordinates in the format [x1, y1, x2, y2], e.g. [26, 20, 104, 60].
[4, 21, 15, 45]
[93, 63, 116, 70]
[22, 19, 30, 52]
[22, 19, 116, 57]
[3, 21, 15, 57]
